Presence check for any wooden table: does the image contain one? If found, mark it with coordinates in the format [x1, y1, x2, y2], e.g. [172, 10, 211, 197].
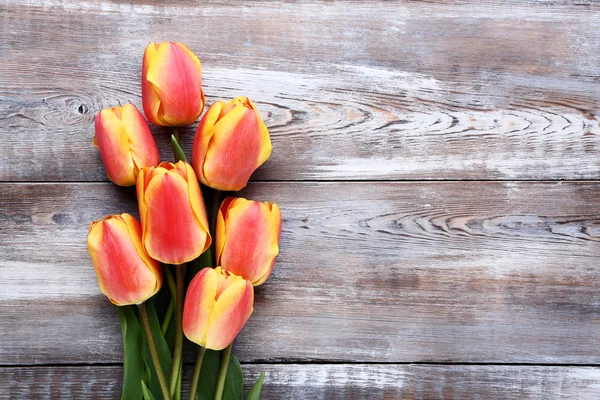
[1, 1, 600, 398]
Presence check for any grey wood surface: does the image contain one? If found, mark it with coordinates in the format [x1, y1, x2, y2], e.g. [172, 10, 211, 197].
[2, 0, 600, 181]
[1, 182, 600, 365]
[2, 365, 600, 400]
[1, 0, 599, 398]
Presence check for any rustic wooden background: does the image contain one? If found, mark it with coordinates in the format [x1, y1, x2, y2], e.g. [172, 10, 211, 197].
[1, 0, 600, 398]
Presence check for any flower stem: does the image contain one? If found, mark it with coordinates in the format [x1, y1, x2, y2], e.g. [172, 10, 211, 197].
[138, 302, 172, 400]
[213, 344, 232, 400]
[188, 346, 206, 400]
[160, 299, 174, 336]
[176, 358, 183, 400]
[165, 266, 177, 299]
[169, 264, 185, 397]
[161, 265, 177, 337]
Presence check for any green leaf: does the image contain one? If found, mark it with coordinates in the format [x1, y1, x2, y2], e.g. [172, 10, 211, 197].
[141, 380, 157, 400]
[246, 372, 265, 400]
[195, 350, 219, 400]
[171, 134, 188, 162]
[147, 300, 173, 373]
[141, 348, 155, 399]
[196, 350, 244, 400]
[226, 353, 244, 400]
[118, 306, 145, 400]
[142, 300, 173, 400]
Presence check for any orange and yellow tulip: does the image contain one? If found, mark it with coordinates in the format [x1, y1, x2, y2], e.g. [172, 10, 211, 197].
[192, 96, 272, 191]
[182, 267, 253, 350]
[137, 161, 211, 264]
[94, 104, 160, 186]
[216, 197, 281, 286]
[87, 213, 162, 306]
[142, 42, 205, 127]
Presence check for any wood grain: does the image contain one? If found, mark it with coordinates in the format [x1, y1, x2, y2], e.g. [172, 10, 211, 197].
[2, 364, 600, 400]
[1, 182, 599, 364]
[1, 0, 600, 181]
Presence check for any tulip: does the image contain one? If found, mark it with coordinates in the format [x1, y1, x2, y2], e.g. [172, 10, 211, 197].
[192, 96, 272, 191]
[137, 161, 211, 264]
[216, 197, 281, 286]
[87, 213, 162, 306]
[182, 267, 253, 350]
[94, 104, 160, 186]
[142, 42, 205, 126]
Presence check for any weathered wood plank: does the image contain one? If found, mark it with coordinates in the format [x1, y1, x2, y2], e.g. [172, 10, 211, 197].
[2, 364, 600, 400]
[1, 1, 600, 181]
[1, 182, 599, 364]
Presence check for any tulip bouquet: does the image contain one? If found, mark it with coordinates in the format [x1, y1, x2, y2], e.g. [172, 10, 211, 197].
[87, 42, 281, 400]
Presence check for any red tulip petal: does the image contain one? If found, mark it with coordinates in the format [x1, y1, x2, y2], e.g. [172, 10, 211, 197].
[142, 168, 209, 264]
[205, 275, 253, 350]
[142, 42, 164, 126]
[202, 106, 262, 190]
[182, 268, 217, 345]
[120, 104, 160, 174]
[192, 101, 223, 184]
[146, 42, 204, 126]
[184, 162, 211, 252]
[94, 108, 136, 186]
[88, 215, 161, 305]
[215, 197, 236, 266]
[219, 199, 281, 285]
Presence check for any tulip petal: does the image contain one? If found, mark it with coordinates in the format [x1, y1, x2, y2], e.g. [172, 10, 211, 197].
[219, 199, 281, 285]
[205, 278, 253, 351]
[142, 43, 164, 126]
[95, 108, 136, 186]
[136, 167, 150, 228]
[249, 98, 273, 167]
[202, 106, 263, 190]
[182, 268, 217, 346]
[88, 215, 161, 305]
[120, 104, 160, 174]
[192, 101, 223, 184]
[146, 42, 204, 126]
[121, 213, 161, 280]
[184, 162, 211, 250]
[142, 169, 209, 264]
[215, 197, 235, 267]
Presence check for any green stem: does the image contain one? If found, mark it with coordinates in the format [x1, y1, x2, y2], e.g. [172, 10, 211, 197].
[188, 347, 206, 400]
[169, 264, 185, 397]
[165, 266, 177, 299]
[213, 344, 232, 400]
[138, 303, 172, 400]
[161, 266, 177, 336]
[176, 357, 183, 400]
[160, 299, 174, 336]
[171, 133, 188, 163]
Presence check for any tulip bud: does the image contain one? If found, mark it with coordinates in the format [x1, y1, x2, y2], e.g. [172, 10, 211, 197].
[87, 213, 162, 306]
[137, 161, 211, 264]
[192, 96, 272, 191]
[142, 42, 205, 126]
[182, 267, 253, 350]
[94, 104, 160, 186]
[216, 197, 281, 286]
